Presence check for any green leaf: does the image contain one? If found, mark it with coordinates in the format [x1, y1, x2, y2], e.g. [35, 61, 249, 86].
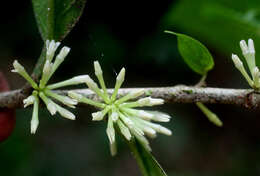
[165, 30, 214, 75]
[162, 0, 260, 66]
[32, 0, 86, 41]
[127, 138, 168, 176]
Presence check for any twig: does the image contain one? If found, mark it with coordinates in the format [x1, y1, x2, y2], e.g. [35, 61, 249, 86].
[0, 86, 258, 109]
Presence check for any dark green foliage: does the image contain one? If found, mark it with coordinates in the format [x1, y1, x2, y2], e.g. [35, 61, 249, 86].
[32, 0, 86, 41]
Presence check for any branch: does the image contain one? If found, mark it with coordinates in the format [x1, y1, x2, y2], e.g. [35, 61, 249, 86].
[0, 86, 259, 109]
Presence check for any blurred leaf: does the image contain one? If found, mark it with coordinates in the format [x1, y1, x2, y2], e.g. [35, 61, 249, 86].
[163, 0, 260, 65]
[128, 138, 168, 176]
[32, 0, 86, 41]
[165, 31, 214, 75]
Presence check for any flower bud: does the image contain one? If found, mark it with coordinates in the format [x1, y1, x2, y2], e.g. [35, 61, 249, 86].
[138, 97, 164, 106]
[117, 120, 131, 140]
[106, 116, 115, 144]
[56, 46, 70, 61]
[43, 60, 52, 76]
[30, 118, 39, 134]
[94, 61, 103, 75]
[56, 105, 75, 120]
[248, 39, 255, 54]
[111, 112, 119, 122]
[46, 40, 61, 61]
[71, 75, 90, 84]
[12, 60, 25, 73]
[92, 111, 103, 121]
[116, 67, 125, 84]
[68, 91, 83, 100]
[23, 95, 35, 108]
[231, 54, 243, 69]
[85, 75, 99, 90]
[47, 102, 57, 115]
[240, 40, 249, 55]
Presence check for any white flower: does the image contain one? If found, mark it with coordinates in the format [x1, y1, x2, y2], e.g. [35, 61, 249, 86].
[12, 40, 85, 134]
[68, 61, 172, 156]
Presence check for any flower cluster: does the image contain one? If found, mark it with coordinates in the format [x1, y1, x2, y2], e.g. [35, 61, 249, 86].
[232, 39, 260, 89]
[68, 61, 172, 156]
[12, 40, 88, 133]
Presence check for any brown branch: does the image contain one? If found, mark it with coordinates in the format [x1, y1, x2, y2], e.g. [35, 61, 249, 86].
[0, 86, 259, 109]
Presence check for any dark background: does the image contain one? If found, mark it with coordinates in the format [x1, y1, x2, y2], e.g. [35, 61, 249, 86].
[1, 0, 260, 175]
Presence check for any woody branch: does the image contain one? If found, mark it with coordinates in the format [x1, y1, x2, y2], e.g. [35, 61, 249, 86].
[0, 86, 258, 109]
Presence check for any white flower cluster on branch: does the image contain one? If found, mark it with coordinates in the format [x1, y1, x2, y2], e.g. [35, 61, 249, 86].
[68, 61, 172, 156]
[12, 41, 172, 156]
[12, 40, 89, 133]
[232, 39, 260, 89]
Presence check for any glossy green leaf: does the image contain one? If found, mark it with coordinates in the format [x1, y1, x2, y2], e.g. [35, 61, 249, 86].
[165, 30, 214, 75]
[127, 138, 168, 176]
[32, 0, 86, 41]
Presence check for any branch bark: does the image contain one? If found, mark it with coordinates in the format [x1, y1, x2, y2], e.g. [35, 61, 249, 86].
[0, 86, 259, 109]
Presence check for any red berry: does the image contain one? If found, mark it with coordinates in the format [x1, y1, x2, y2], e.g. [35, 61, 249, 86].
[0, 72, 15, 142]
[0, 108, 15, 142]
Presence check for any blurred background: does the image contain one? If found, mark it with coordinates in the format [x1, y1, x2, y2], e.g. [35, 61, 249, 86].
[1, 0, 260, 175]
